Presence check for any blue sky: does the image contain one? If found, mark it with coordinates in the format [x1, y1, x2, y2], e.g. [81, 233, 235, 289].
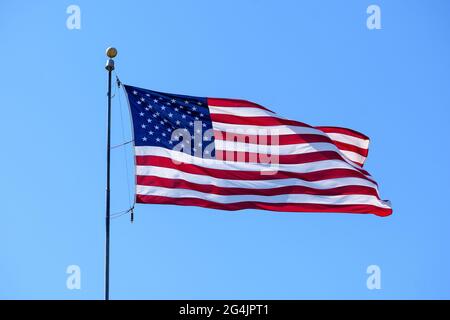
[1, 0, 449, 299]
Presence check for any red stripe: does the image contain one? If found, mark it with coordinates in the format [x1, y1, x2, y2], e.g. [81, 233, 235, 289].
[316, 126, 370, 141]
[136, 195, 392, 217]
[135, 155, 377, 185]
[136, 175, 381, 198]
[346, 159, 364, 167]
[207, 97, 274, 113]
[332, 140, 368, 157]
[211, 113, 311, 127]
[215, 150, 357, 165]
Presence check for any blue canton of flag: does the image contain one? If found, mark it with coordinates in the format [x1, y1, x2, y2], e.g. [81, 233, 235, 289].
[124, 85, 215, 158]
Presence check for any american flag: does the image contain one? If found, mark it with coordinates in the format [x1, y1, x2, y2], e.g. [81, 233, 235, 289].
[124, 84, 392, 217]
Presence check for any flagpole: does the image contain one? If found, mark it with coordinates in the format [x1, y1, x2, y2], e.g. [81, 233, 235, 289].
[104, 47, 117, 301]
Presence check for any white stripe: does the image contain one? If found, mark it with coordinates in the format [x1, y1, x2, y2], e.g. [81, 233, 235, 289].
[324, 132, 369, 150]
[136, 165, 379, 189]
[136, 185, 390, 209]
[212, 122, 327, 136]
[209, 106, 275, 117]
[341, 150, 366, 165]
[135, 146, 370, 176]
[215, 140, 340, 155]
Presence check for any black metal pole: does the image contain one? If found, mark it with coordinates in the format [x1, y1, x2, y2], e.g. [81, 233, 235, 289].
[104, 48, 116, 300]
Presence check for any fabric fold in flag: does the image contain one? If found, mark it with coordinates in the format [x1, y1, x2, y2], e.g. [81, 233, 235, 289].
[124, 84, 392, 217]
[316, 126, 370, 167]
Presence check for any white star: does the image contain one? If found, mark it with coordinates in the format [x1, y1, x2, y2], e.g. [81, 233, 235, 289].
[184, 100, 189, 104]
[171, 99, 176, 103]
[139, 112, 144, 116]
[153, 99, 158, 103]
[137, 101, 142, 105]
[168, 113, 173, 117]
[142, 137, 147, 141]
[149, 131, 154, 135]
[176, 120, 181, 125]
[167, 128, 171, 132]
[182, 114, 186, 119]
[146, 93, 150, 97]
[200, 113, 204, 117]
[187, 111, 191, 114]
[141, 124, 146, 128]
[189, 121, 193, 126]
[160, 121, 164, 125]
[202, 123, 206, 127]
[195, 117, 199, 120]
[162, 132, 166, 137]
[147, 118, 152, 123]
[197, 102, 202, 105]
[174, 108, 179, 112]
[155, 112, 160, 116]
[169, 141, 173, 145]
[156, 138, 161, 142]
[140, 97, 145, 102]
[155, 125, 159, 130]
[133, 90, 138, 95]
[166, 102, 171, 105]
[161, 106, 166, 110]
[192, 106, 197, 111]
[196, 129, 201, 133]
[164, 119, 168, 122]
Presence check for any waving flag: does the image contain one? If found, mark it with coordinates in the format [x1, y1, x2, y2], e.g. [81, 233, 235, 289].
[124, 84, 392, 217]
